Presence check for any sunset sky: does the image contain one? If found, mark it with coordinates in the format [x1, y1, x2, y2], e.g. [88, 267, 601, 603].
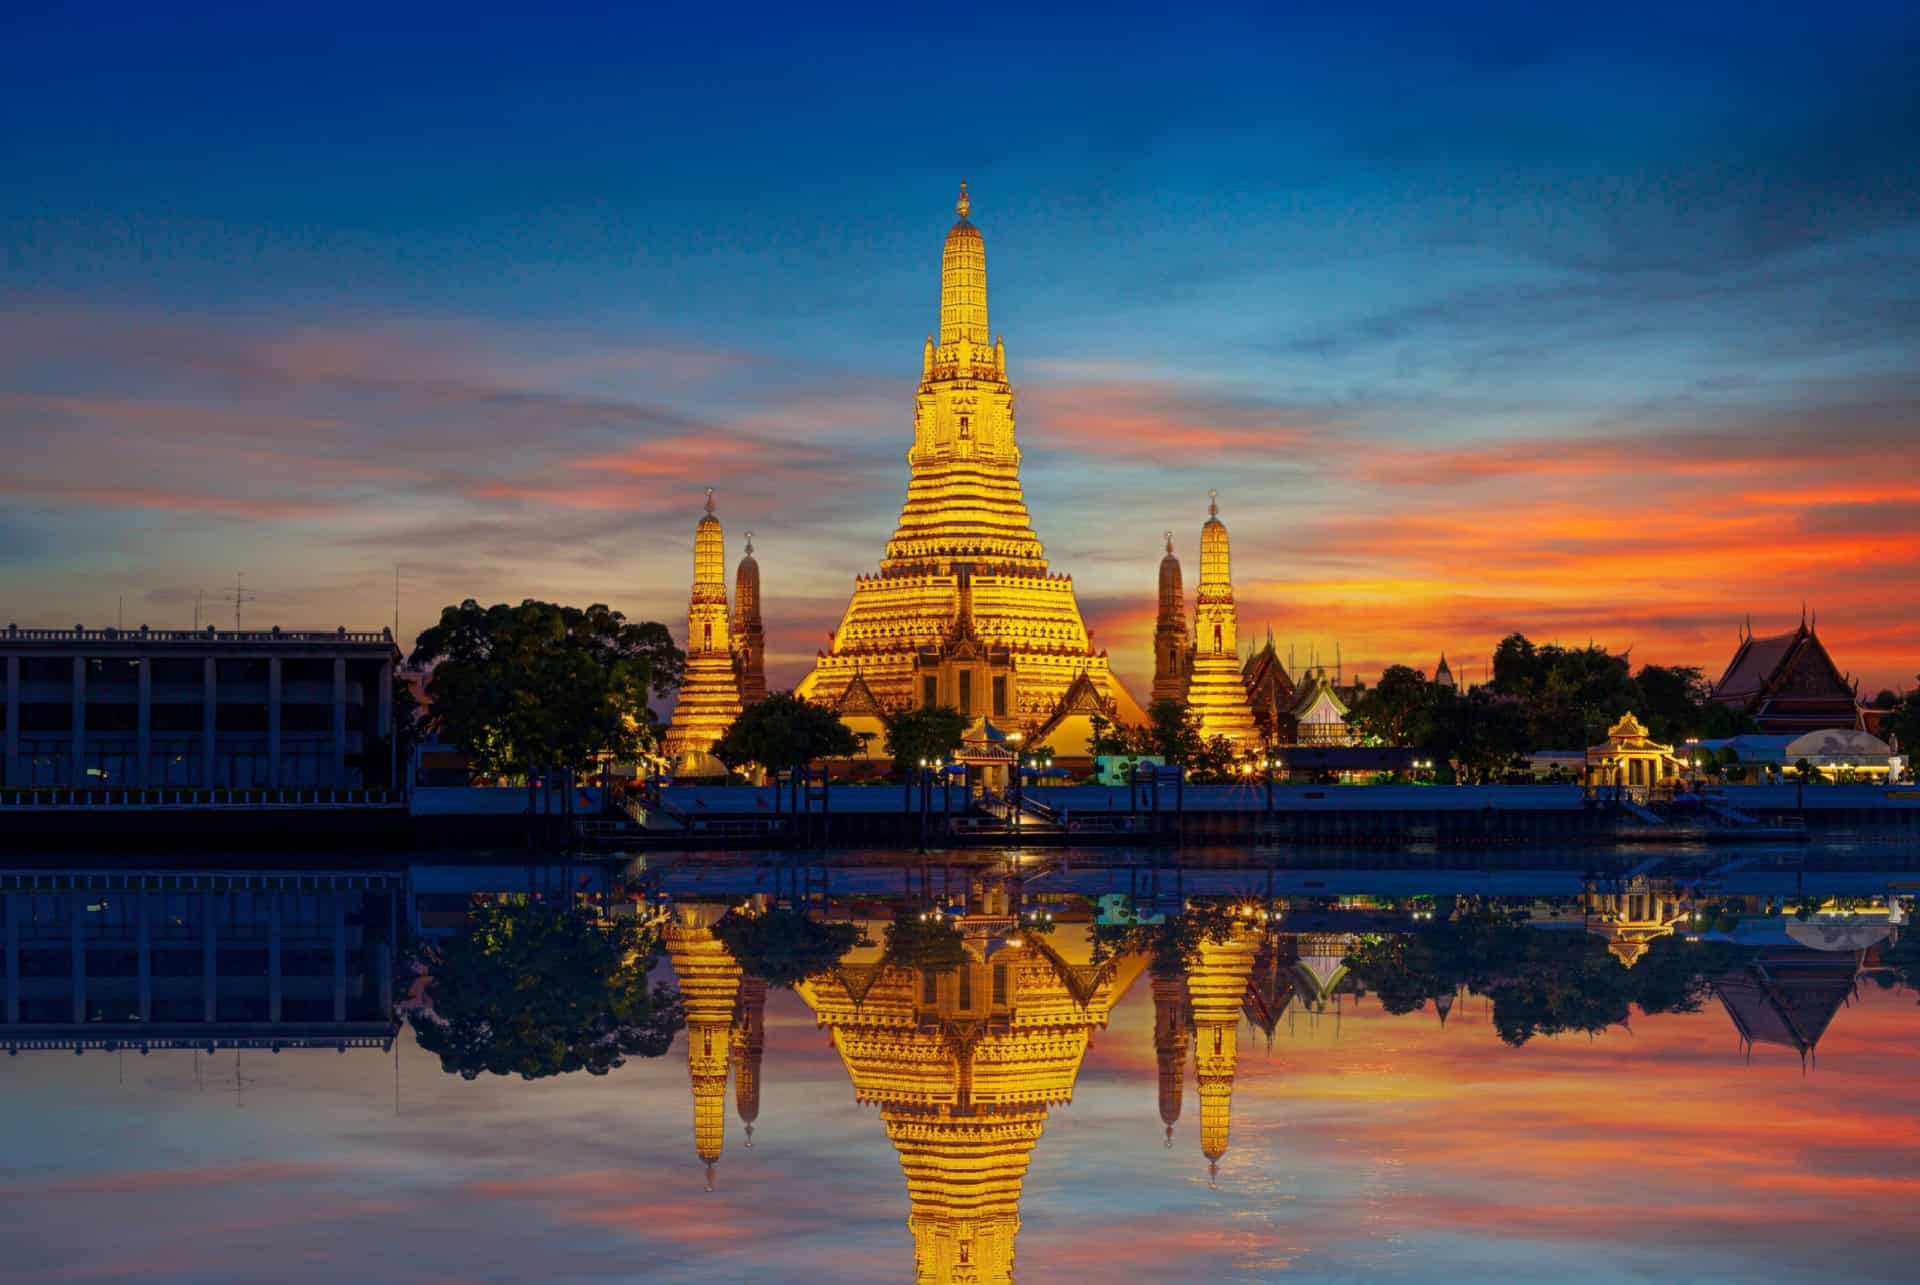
[3, 2, 1916, 696]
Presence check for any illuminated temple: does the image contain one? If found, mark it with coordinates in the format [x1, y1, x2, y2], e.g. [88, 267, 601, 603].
[796, 185, 1145, 731]
[662, 491, 756, 776]
[1180, 492, 1260, 746]
[794, 907, 1147, 1284]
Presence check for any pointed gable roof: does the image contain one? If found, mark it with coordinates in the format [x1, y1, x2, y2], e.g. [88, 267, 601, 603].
[1713, 620, 1860, 733]
[1032, 668, 1116, 748]
[833, 671, 886, 716]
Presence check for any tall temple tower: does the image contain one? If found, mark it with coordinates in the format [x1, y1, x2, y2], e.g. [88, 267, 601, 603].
[1151, 532, 1190, 706]
[1187, 930, 1258, 1183]
[664, 905, 745, 1190]
[732, 531, 767, 705]
[730, 973, 768, 1145]
[1184, 491, 1259, 745]
[663, 490, 745, 777]
[1151, 973, 1191, 1147]
[795, 185, 1145, 730]
[796, 922, 1147, 1284]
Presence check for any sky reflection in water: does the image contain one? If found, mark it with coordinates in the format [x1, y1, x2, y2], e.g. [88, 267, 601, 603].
[4, 914, 1918, 1284]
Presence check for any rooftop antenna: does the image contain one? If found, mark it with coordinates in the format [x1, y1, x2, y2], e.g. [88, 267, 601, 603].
[393, 564, 402, 646]
[225, 573, 257, 632]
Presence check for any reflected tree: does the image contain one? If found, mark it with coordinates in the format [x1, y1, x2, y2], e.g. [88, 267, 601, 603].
[410, 900, 684, 1079]
[712, 908, 861, 988]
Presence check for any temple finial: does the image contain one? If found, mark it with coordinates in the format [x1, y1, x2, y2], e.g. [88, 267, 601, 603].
[704, 1159, 716, 1193]
[704, 487, 715, 517]
[956, 180, 970, 219]
[1164, 530, 1174, 555]
[1207, 488, 1219, 519]
[744, 530, 754, 556]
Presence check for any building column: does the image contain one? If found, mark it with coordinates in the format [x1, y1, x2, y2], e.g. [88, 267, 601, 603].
[331, 897, 347, 1022]
[4, 894, 18, 1025]
[136, 892, 152, 1023]
[71, 891, 86, 1023]
[201, 658, 218, 788]
[202, 892, 218, 1023]
[4, 655, 18, 788]
[70, 655, 87, 788]
[377, 659, 394, 792]
[135, 656, 151, 788]
[267, 656, 283, 788]
[268, 895, 282, 1025]
[331, 658, 348, 787]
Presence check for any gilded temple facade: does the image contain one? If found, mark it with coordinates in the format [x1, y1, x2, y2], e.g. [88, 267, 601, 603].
[1185, 929, 1259, 1180]
[796, 186, 1145, 732]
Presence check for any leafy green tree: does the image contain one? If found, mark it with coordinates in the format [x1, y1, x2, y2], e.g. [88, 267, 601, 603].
[1491, 633, 1540, 696]
[1875, 681, 1920, 758]
[1426, 688, 1530, 782]
[1132, 699, 1203, 764]
[410, 600, 683, 789]
[409, 900, 684, 1080]
[884, 705, 971, 778]
[712, 692, 859, 810]
[1350, 664, 1433, 746]
[1633, 664, 1709, 743]
[712, 909, 861, 988]
[1188, 734, 1241, 781]
[1088, 900, 1240, 979]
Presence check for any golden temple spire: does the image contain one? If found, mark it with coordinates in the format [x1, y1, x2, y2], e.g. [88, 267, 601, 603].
[733, 531, 766, 704]
[1153, 532, 1190, 706]
[1186, 491, 1258, 744]
[732, 975, 768, 1146]
[956, 179, 970, 219]
[1187, 930, 1258, 1182]
[664, 491, 745, 775]
[941, 182, 989, 347]
[1152, 975, 1190, 1148]
[665, 907, 745, 1179]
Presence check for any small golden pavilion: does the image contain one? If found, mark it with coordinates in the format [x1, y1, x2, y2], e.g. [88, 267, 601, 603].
[1584, 712, 1687, 791]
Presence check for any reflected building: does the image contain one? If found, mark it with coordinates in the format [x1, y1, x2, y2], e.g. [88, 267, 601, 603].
[793, 908, 1147, 1284]
[2, 871, 399, 1052]
[1150, 973, 1190, 1146]
[1184, 929, 1259, 1180]
[731, 972, 767, 1146]
[1585, 877, 1691, 968]
[663, 904, 745, 1186]
[1713, 947, 1872, 1064]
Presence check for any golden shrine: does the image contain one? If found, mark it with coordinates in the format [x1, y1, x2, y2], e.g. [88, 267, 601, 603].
[1584, 877, 1691, 968]
[1180, 492, 1260, 746]
[663, 490, 760, 777]
[796, 185, 1145, 733]
[1583, 712, 1686, 792]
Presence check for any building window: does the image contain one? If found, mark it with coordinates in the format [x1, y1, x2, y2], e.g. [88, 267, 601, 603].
[703, 623, 712, 649]
[921, 970, 939, 1004]
[992, 964, 1007, 1006]
[958, 967, 972, 1010]
[923, 676, 938, 708]
[958, 670, 972, 714]
[992, 676, 1007, 717]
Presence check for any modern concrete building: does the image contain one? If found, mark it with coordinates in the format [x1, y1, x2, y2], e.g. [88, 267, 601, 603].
[1, 625, 400, 790]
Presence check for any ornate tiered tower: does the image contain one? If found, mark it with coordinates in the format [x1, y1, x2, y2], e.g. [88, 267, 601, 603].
[663, 490, 745, 777]
[796, 926, 1147, 1284]
[1186, 930, 1259, 1182]
[733, 533, 767, 705]
[795, 185, 1144, 730]
[1151, 974, 1190, 1147]
[1184, 492, 1259, 746]
[731, 974, 768, 1145]
[664, 905, 745, 1190]
[1151, 532, 1190, 706]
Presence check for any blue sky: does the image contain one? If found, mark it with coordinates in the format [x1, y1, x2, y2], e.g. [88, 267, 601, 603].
[2, 1, 1916, 689]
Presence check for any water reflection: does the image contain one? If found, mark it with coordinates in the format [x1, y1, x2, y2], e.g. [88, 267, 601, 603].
[3, 863, 1918, 1283]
